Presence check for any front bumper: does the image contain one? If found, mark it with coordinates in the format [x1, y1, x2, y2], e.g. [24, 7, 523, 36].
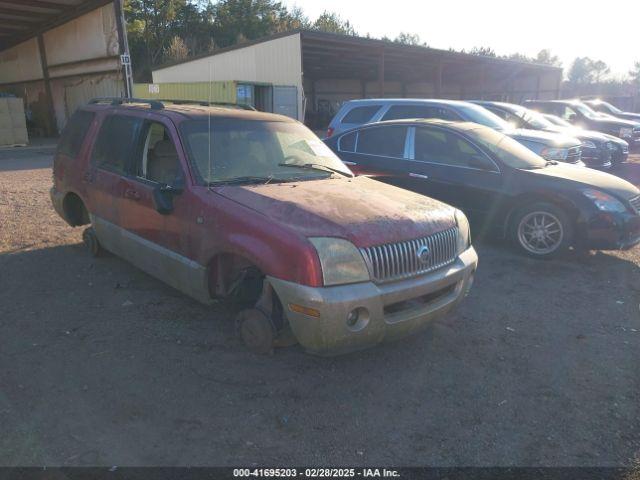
[582, 211, 640, 250]
[268, 247, 478, 355]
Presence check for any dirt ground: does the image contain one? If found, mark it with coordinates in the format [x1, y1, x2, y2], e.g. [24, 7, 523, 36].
[1, 143, 639, 467]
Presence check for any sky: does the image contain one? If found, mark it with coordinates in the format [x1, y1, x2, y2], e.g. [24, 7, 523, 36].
[282, 0, 638, 77]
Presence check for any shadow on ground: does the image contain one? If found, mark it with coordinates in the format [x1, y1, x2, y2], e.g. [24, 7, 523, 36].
[1, 239, 639, 466]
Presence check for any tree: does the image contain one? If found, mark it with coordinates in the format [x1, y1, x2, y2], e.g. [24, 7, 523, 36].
[469, 46, 496, 57]
[630, 61, 640, 86]
[311, 11, 356, 35]
[568, 57, 610, 84]
[166, 36, 189, 61]
[393, 32, 426, 46]
[535, 49, 561, 67]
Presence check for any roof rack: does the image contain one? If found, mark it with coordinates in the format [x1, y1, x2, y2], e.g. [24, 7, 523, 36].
[159, 99, 256, 111]
[88, 97, 257, 112]
[89, 97, 164, 110]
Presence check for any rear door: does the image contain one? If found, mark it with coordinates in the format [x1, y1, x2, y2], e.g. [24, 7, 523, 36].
[388, 125, 504, 226]
[340, 124, 410, 176]
[85, 113, 143, 228]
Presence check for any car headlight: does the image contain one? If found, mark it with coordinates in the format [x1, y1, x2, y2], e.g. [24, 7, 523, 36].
[309, 237, 370, 286]
[581, 140, 597, 149]
[455, 210, 471, 255]
[620, 127, 633, 138]
[583, 189, 627, 213]
[540, 147, 568, 161]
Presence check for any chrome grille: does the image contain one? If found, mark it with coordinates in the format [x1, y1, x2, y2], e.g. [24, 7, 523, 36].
[566, 146, 582, 164]
[629, 196, 640, 214]
[360, 227, 459, 284]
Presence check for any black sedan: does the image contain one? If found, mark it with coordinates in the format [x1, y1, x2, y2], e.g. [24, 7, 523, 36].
[472, 100, 620, 169]
[325, 119, 640, 258]
[524, 99, 640, 147]
[584, 99, 640, 123]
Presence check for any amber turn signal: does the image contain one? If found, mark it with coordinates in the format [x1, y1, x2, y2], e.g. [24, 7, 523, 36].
[288, 303, 321, 318]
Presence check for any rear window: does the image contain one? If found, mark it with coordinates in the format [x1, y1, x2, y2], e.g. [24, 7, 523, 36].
[382, 105, 462, 122]
[356, 125, 407, 158]
[341, 105, 381, 124]
[57, 110, 95, 158]
[338, 131, 357, 152]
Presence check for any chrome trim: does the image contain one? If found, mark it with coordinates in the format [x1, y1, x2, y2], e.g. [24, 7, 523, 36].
[360, 227, 459, 284]
[409, 173, 429, 179]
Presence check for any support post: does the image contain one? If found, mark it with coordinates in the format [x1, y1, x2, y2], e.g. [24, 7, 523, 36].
[37, 34, 57, 136]
[434, 61, 443, 98]
[378, 47, 385, 97]
[113, 0, 132, 97]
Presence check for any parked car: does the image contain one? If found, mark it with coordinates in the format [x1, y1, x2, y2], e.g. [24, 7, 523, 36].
[524, 99, 640, 148]
[50, 98, 477, 356]
[584, 99, 640, 123]
[327, 99, 585, 165]
[471, 101, 622, 169]
[541, 112, 629, 166]
[324, 119, 640, 259]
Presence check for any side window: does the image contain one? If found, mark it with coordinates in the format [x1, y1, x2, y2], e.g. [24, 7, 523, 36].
[338, 131, 357, 152]
[91, 114, 143, 173]
[357, 126, 407, 158]
[341, 105, 381, 124]
[57, 110, 95, 158]
[135, 121, 183, 186]
[502, 111, 526, 128]
[487, 107, 508, 120]
[560, 106, 578, 121]
[414, 127, 493, 170]
[382, 105, 433, 121]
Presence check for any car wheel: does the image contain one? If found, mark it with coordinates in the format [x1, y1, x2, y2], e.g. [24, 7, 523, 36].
[82, 227, 103, 257]
[510, 203, 573, 259]
[237, 308, 275, 354]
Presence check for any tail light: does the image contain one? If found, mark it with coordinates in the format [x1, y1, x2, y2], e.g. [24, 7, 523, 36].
[326, 127, 334, 138]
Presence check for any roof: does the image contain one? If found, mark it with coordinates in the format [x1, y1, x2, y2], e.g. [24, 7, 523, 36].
[0, 0, 112, 52]
[85, 100, 296, 122]
[153, 29, 562, 80]
[340, 98, 473, 107]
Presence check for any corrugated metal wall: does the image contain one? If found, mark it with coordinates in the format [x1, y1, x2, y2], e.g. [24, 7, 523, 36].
[151, 33, 303, 120]
[133, 81, 237, 103]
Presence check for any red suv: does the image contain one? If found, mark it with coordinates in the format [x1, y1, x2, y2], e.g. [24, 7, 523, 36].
[50, 98, 478, 355]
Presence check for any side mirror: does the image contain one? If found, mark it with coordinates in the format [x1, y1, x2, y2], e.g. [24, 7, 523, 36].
[152, 183, 182, 214]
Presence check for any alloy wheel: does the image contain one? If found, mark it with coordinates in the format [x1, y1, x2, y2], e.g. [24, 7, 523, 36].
[517, 211, 564, 255]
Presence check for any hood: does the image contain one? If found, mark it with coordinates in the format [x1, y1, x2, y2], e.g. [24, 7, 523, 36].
[543, 126, 609, 144]
[214, 176, 457, 247]
[528, 163, 639, 201]
[505, 128, 581, 148]
[589, 115, 639, 129]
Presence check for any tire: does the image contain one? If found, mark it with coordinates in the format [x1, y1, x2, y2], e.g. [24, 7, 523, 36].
[509, 202, 573, 259]
[236, 308, 275, 355]
[82, 227, 103, 257]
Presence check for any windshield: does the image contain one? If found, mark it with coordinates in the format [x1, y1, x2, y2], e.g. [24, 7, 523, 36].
[543, 114, 572, 127]
[518, 108, 555, 129]
[572, 102, 601, 120]
[596, 101, 622, 114]
[458, 103, 511, 130]
[465, 125, 547, 169]
[180, 119, 352, 185]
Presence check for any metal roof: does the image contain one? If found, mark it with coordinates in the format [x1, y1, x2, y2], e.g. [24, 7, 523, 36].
[0, 0, 112, 52]
[153, 29, 562, 80]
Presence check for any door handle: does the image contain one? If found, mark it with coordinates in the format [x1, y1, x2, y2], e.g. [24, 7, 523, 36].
[409, 173, 429, 179]
[342, 161, 357, 166]
[124, 189, 141, 200]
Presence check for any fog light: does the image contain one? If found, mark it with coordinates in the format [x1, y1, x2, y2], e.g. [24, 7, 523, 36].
[345, 307, 370, 331]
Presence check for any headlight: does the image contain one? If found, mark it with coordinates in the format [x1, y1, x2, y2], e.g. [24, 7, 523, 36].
[540, 147, 568, 161]
[455, 210, 471, 255]
[583, 189, 627, 213]
[581, 140, 597, 149]
[620, 127, 633, 138]
[309, 237, 370, 286]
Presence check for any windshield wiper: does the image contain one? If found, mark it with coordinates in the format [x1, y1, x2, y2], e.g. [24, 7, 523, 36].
[208, 176, 274, 186]
[278, 162, 353, 178]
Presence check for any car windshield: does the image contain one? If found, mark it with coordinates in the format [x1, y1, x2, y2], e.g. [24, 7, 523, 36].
[572, 102, 601, 120]
[458, 103, 511, 130]
[544, 114, 572, 127]
[518, 108, 555, 129]
[596, 101, 622, 114]
[180, 119, 352, 185]
[465, 125, 547, 170]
